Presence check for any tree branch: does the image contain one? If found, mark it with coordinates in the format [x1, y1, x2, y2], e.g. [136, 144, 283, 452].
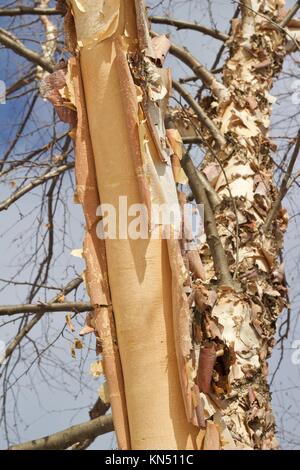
[8, 414, 114, 450]
[0, 302, 93, 317]
[179, 66, 223, 83]
[0, 7, 61, 16]
[0, 162, 74, 212]
[6, 68, 36, 97]
[151, 31, 228, 101]
[68, 397, 110, 450]
[237, 1, 300, 48]
[181, 153, 234, 288]
[280, 0, 300, 27]
[0, 132, 69, 178]
[182, 136, 203, 145]
[196, 170, 221, 210]
[149, 16, 228, 41]
[2, 277, 83, 362]
[172, 80, 226, 148]
[0, 28, 54, 73]
[0, 93, 38, 172]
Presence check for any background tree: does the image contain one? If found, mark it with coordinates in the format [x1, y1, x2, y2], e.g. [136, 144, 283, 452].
[0, 0, 300, 450]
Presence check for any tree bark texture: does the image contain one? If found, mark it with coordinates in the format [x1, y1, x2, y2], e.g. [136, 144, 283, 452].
[56, 0, 296, 450]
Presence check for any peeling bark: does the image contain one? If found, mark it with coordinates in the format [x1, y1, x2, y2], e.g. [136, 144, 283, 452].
[46, 0, 296, 450]
[192, 0, 290, 449]
[68, 0, 198, 450]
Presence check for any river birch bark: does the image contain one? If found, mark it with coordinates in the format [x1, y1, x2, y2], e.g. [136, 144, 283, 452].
[57, 0, 299, 450]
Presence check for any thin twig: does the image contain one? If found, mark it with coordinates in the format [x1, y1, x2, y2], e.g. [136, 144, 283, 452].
[182, 136, 203, 145]
[151, 31, 228, 101]
[181, 153, 235, 288]
[149, 16, 228, 41]
[2, 277, 83, 363]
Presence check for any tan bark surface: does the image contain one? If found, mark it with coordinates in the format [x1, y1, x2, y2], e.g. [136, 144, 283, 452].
[70, 0, 198, 450]
[70, 56, 130, 449]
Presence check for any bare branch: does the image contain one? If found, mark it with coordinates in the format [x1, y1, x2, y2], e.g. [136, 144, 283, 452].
[182, 136, 203, 145]
[240, 0, 256, 42]
[8, 414, 114, 450]
[0, 162, 74, 212]
[0, 132, 69, 178]
[196, 171, 221, 210]
[0, 302, 93, 317]
[151, 31, 228, 101]
[280, 0, 300, 27]
[237, 0, 300, 49]
[3, 277, 83, 362]
[68, 397, 110, 450]
[0, 28, 54, 73]
[172, 80, 226, 147]
[181, 153, 235, 288]
[0, 7, 61, 16]
[149, 16, 229, 41]
[179, 66, 223, 83]
[0, 93, 38, 172]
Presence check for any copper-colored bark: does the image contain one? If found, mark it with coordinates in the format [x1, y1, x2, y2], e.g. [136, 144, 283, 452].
[70, 57, 130, 450]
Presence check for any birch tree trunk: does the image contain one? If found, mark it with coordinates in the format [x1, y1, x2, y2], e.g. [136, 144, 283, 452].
[62, 0, 298, 450]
